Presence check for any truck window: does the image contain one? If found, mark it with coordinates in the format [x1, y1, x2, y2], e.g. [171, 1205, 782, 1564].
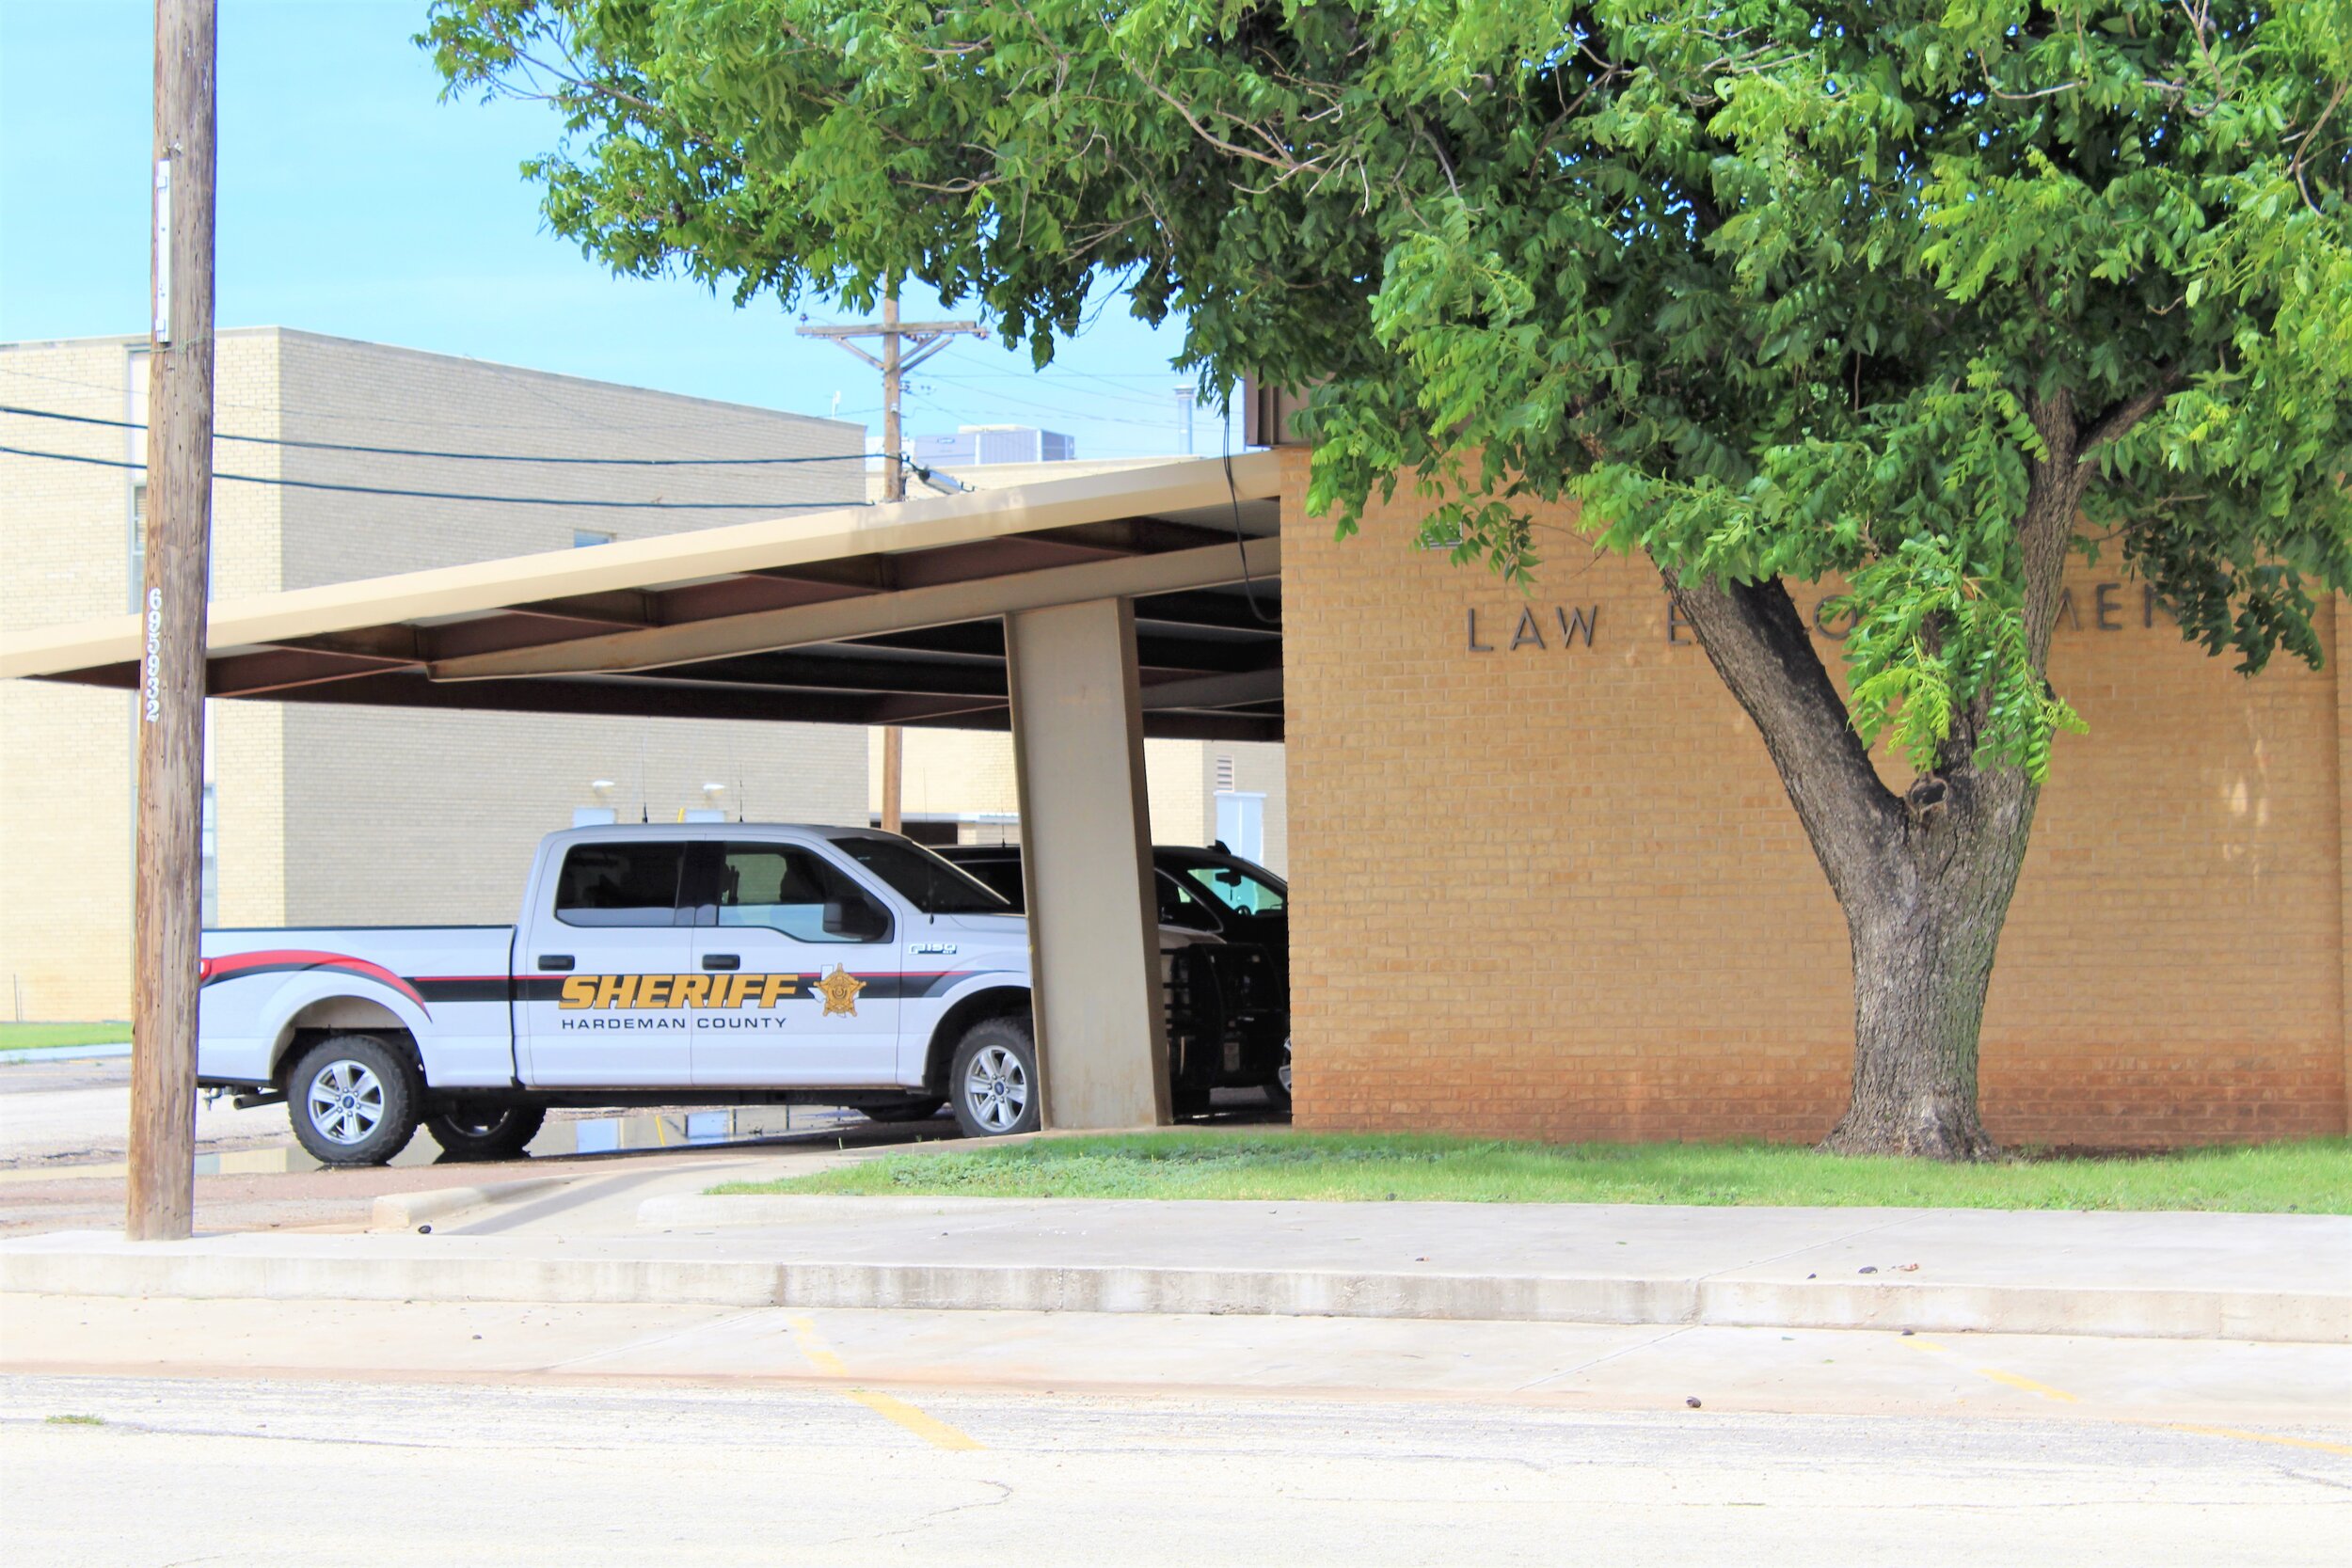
[1184, 865, 1285, 916]
[717, 844, 893, 943]
[554, 843, 689, 927]
[825, 834, 1009, 915]
[1156, 872, 1222, 933]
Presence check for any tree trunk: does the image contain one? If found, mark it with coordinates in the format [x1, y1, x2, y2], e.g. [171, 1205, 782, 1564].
[1656, 394, 2084, 1159]
[1821, 757, 2038, 1159]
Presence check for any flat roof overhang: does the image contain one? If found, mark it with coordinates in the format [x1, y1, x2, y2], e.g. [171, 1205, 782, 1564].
[0, 454, 1286, 741]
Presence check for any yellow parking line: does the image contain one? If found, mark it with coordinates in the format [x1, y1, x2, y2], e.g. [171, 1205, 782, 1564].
[1975, 1368, 2079, 1403]
[2167, 1423, 2352, 1457]
[1901, 1333, 2078, 1403]
[786, 1315, 983, 1451]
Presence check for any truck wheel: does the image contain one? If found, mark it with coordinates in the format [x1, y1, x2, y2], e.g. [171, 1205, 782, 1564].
[424, 1104, 547, 1162]
[948, 1018, 1041, 1138]
[1264, 1038, 1293, 1112]
[286, 1034, 421, 1167]
[859, 1099, 945, 1125]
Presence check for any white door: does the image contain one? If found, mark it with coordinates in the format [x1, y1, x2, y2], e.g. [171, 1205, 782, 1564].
[1215, 791, 1265, 863]
[518, 839, 694, 1087]
[691, 840, 901, 1086]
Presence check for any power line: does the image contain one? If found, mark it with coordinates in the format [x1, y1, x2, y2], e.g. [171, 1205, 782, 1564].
[0, 404, 864, 467]
[0, 444, 868, 510]
[913, 377, 1190, 430]
[0, 360, 851, 441]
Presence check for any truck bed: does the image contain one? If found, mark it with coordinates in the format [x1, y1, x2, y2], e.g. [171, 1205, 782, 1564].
[197, 925, 517, 1088]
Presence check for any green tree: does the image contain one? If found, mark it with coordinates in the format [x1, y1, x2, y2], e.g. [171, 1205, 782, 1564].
[428, 0, 2352, 1156]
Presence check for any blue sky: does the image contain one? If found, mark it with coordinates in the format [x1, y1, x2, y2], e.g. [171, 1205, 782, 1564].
[0, 0, 1230, 458]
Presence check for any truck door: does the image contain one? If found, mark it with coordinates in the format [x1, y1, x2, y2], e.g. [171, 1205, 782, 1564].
[518, 838, 694, 1087]
[690, 839, 901, 1086]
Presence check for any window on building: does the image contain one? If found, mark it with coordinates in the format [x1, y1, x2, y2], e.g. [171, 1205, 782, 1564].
[131, 483, 217, 604]
[128, 484, 146, 610]
[1214, 789, 1265, 864]
[572, 529, 615, 548]
[199, 784, 218, 927]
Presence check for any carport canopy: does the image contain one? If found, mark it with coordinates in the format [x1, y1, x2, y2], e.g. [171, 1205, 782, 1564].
[0, 453, 1283, 740]
[1, 452, 1288, 1132]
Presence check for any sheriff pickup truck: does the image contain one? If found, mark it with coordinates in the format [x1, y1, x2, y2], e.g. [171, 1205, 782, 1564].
[198, 825, 1086, 1165]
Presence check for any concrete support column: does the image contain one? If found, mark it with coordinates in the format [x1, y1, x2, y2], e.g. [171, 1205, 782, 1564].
[1003, 596, 1171, 1129]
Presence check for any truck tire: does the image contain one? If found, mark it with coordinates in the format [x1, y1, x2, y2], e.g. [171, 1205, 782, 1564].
[859, 1099, 946, 1125]
[948, 1017, 1041, 1138]
[424, 1104, 547, 1162]
[1264, 1038, 1293, 1112]
[285, 1034, 421, 1167]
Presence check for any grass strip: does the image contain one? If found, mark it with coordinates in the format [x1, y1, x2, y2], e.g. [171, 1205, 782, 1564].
[0, 1022, 132, 1052]
[716, 1131, 2352, 1213]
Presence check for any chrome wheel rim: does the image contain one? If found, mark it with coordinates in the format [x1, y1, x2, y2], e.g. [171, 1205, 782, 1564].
[1279, 1039, 1292, 1096]
[963, 1043, 1029, 1132]
[307, 1060, 386, 1145]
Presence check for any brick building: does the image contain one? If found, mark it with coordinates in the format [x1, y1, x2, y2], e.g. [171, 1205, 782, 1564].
[1278, 448, 2345, 1148]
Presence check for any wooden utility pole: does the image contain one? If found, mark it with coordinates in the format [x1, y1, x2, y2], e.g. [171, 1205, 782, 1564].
[799, 286, 979, 837]
[129, 0, 216, 1242]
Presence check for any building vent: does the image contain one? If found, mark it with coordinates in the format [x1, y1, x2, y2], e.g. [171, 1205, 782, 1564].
[1214, 754, 1236, 792]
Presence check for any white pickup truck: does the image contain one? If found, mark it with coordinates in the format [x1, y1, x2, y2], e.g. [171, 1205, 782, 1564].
[198, 825, 1064, 1164]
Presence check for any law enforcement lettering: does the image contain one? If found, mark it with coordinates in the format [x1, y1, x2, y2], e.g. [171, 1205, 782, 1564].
[557, 973, 796, 1010]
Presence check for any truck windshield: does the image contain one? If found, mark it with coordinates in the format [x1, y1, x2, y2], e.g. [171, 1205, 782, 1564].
[827, 835, 1011, 914]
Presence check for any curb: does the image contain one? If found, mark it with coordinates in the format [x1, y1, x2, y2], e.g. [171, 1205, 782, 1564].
[640, 1195, 1043, 1227]
[0, 1238, 2339, 1344]
[0, 1043, 133, 1065]
[369, 1177, 573, 1231]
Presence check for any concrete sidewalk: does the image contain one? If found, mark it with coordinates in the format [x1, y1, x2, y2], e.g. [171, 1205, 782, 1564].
[3, 1194, 2344, 1342]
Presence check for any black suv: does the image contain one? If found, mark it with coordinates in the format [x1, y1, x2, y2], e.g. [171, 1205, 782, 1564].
[938, 843, 1292, 1109]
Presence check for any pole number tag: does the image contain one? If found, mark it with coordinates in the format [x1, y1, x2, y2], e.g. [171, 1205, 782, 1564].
[141, 587, 164, 723]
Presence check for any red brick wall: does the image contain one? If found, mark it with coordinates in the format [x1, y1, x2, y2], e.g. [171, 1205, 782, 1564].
[1280, 448, 2345, 1146]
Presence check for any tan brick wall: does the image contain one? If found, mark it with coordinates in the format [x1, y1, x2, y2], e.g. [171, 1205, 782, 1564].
[1282, 448, 2344, 1147]
[0, 337, 288, 1017]
[269, 330, 865, 581]
[2342, 614, 2351, 1139]
[278, 705, 867, 927]
[886, 729, 1025, 823]
[0, 341, 139, 1021]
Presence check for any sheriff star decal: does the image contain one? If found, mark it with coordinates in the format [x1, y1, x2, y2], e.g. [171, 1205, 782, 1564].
[815, 964, 866, 1018]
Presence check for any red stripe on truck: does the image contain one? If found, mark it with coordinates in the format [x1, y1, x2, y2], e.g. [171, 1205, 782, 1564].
[197, 950, 433, 1017]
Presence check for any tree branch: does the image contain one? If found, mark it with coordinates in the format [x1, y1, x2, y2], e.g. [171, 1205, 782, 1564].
[2079, 370, 2184, 454]
[1658, 566, 1901, 905]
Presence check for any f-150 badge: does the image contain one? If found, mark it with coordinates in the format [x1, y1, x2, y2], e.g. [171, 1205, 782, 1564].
[816, 964, 866, 1018]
